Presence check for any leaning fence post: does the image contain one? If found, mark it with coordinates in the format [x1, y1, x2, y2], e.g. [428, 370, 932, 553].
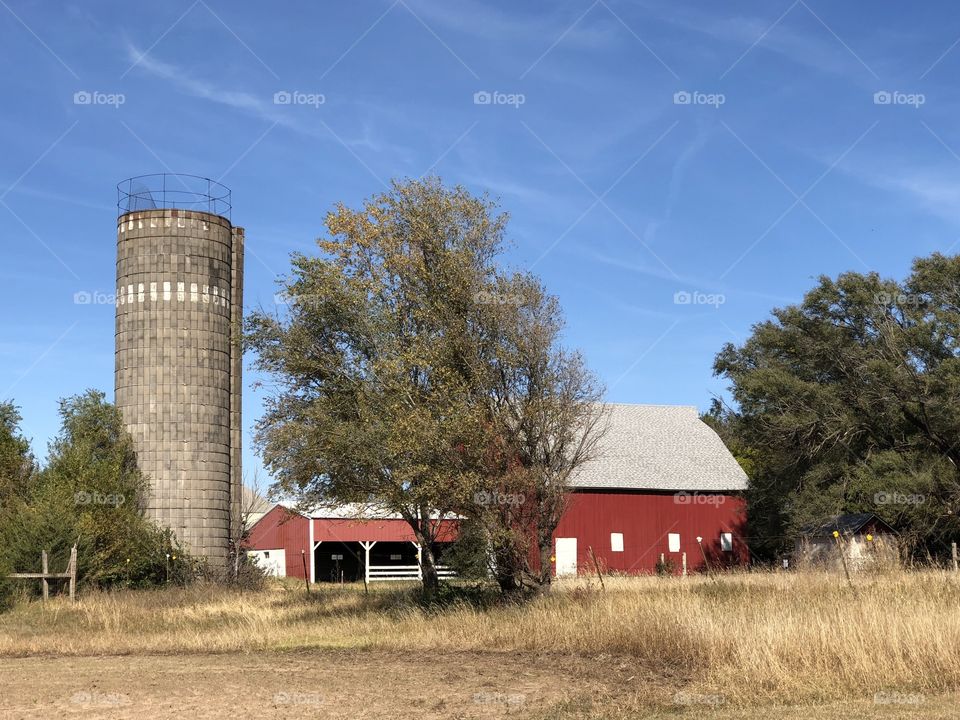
[41, 551, 49, 601]
[300, 550, 310, 595]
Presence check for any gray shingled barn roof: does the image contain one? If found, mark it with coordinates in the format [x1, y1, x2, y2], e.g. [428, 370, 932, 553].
[568, 404, 749, 492]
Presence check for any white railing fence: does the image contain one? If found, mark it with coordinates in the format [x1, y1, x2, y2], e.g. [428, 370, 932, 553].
[366, 564, 457, 582]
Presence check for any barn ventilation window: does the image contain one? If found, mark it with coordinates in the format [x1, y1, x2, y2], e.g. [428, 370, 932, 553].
[721, 533, 733, 552]
[668, 533, 680, 553]
[611, 533, 624, 552]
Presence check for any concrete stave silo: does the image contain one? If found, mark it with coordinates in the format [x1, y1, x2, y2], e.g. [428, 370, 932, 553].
[114, 175, 243, 568]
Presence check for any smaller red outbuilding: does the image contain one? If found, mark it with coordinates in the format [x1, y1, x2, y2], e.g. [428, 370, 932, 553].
[246, 503, 456, 582]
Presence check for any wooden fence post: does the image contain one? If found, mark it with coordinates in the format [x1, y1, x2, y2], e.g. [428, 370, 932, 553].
[300, 550, 310, 595]
[41, 551, 49, 600]
[68, 545, 77, 601]
[413, 543, 422, 582]
[681, 552, 687, 577]
[588, 546, 605, 591]
[952, 542, 957, 572]
[6, 545, 78, 600]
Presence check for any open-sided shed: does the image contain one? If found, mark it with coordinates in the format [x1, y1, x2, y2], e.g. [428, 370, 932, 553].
[246, 503, 457, 582]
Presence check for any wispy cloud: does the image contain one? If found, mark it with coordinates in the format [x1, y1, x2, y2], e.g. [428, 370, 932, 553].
[400, 0, 621, 49]
[577, 246, 799, 305]
[634, 0, 878, 82]
[643, 124, 711, 246]
[125, 44, 296, 125]
[124, 44, 442, 169]
[842, 163, 960, 227]
[460, 173, 564, 206]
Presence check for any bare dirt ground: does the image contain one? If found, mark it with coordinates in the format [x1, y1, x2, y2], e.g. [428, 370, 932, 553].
[4, 650, 648, 719]
[3, 649, 958, 720]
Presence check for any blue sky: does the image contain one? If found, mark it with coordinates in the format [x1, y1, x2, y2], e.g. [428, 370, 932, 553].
[2, 0, 960, 482]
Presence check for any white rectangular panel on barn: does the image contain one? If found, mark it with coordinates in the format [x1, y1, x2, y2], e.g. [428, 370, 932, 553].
[610, 533, 624, 552]
[248, 549, 286, 577]
[555, 537, 577, 576]
[668, 533, 681, 553]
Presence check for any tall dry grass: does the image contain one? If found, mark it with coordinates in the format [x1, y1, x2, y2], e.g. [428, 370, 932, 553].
[2, 569, 958, 705]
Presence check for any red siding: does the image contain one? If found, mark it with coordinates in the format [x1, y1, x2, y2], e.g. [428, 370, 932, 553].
[312, 518, 458, 543]
[246, 508, 459, 580]
[247, 492, 748, 580]
[246, 505, 310, 578]
[553, 490, 748, 574]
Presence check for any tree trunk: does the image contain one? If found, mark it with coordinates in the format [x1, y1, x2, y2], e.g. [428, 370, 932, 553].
[492, 545, 521, 596]
[414, 528, 440, 601]
[536, 538, 553, 591]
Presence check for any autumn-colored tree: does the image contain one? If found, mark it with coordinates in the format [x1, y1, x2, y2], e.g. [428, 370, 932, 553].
[247, 178, 605, 597]
[247, 179, 500, 597]
[469, 274, 606, 594]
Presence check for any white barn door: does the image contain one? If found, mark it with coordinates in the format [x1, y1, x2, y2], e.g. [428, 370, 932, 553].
[555, 538, 577, 576]
[248, 549, 286, 577]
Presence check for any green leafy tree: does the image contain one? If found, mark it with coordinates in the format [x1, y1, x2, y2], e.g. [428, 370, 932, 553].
[0, 401, 35, 608]
[714, 254, 960, 559]
[0, 401, 36, 506]
[0, 390, 188, 596]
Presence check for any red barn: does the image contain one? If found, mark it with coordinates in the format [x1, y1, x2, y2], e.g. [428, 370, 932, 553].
[552, 404, 748, 575]
[247, 404, 748, 579]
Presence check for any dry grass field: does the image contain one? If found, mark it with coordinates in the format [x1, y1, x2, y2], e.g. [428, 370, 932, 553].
[3, 570, 960, 718]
